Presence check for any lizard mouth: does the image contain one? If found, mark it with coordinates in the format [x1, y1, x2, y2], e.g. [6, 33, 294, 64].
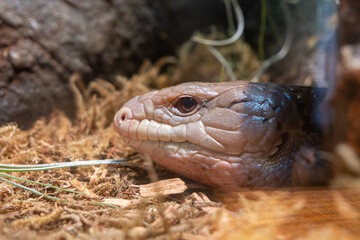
[114, 107, 247, 161]
[114, 108, 222, 161]
[113, 107, 286, 189]
[114, 106, 281, 160]
[114, 107, 187, 146]
[113, 121, 246, 189]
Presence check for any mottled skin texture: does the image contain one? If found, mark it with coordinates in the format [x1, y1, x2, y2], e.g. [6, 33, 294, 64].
[113, 81, 328, 190]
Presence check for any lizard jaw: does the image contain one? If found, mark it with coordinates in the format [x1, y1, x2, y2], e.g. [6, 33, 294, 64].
[114, 106, 288, 189]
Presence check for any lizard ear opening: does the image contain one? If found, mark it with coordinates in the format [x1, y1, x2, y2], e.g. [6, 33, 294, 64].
[169, 95, 201, 116]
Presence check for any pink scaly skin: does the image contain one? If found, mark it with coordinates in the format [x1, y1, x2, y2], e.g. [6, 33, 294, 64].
[113, 81, 329, 190]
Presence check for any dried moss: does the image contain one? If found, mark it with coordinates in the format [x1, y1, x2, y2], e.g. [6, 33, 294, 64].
[0, 44, 359, 239]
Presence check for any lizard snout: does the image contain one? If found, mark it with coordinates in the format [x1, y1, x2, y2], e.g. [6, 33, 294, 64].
[113, 107, 132, 138]
[114, 107, 132, 125]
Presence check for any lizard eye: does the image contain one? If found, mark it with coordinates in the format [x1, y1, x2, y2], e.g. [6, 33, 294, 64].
[172, 96, 200, 115]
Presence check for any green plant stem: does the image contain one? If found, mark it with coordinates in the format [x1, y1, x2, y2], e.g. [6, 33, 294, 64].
[0, 158, 137, 208]
[0, 172, 83, 195]
[0, 158, 136, 169]
[0, 176, 63, 202]
[1, 173, 119, 208]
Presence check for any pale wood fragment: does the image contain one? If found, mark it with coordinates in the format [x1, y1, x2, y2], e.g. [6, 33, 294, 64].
[70, 178, 99, 199]
[190, 192, 222, 213]
[139, 178, 187, 197]
[102, 198, 133, 207]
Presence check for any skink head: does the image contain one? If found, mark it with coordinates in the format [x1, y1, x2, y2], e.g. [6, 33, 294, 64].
[114, 81, 314, 189]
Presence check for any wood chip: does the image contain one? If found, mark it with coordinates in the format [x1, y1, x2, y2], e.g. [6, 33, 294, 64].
[102, 198, 133, 207]
[139, 178, 187, 197]
[89, 167, 106, 187]
[190, 192, 222, 212]
[70, 178, 99, 199]
[144, 205, 181, 235]
[150, 205, 180, 228]
[191, 192, 211, 202]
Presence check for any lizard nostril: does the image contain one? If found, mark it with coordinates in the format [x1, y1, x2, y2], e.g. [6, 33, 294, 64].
[121, 112, 126, 121]
[114, 107, 132, 126]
